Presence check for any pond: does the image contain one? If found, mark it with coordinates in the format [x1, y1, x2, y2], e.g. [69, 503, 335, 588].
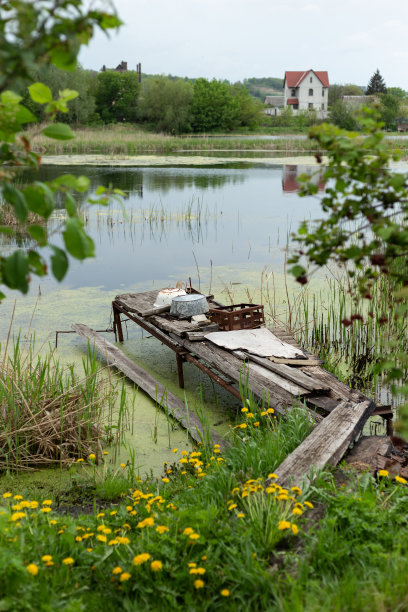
[0, 159, 334, 476]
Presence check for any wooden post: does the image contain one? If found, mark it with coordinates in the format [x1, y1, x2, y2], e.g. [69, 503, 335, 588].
[176, 353, 185, 389]
[112, 302, 124, 342]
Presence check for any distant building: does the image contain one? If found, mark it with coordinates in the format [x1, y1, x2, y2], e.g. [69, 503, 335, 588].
[282, 164, 325, 193]
[101, 60, 128, 73]
[265, 70, 329, 118]
[283, 70, 329, 118]
[264, 95, 285, 116]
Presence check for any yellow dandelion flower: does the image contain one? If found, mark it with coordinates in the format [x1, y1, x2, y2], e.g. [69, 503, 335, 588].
[179, 458, 188, 464]
[11, 512, 26, 522]
[75, 536, 83, 542]
[86, 548, 93, 552]
[88, 453, 96, 461]
[189, 533, 200, 541]
[267, 473, 278, 479]
[122, 523, 131, 530]
[26, 563, 38, 576]
[183, 527, 194, 535]
[291, 524, 299, 535]
[40, 507, 52, 514]
[260, 411, 267, 416]
[103, 451, 109, 455]
[120, 572, 131, 582]
[112, 566, 123, 575]
[2, 492, 11, 498]
[76, 458, 84, 463]
[221, 589, 230, 597]
[151, 560, 163, 571]
[97, 535, 107, 543]
[133, 553, 151, 565]
[156, 525, 169, 534]
[378, 469, 389, 477]
[14, 495, 23, 500]
[240, 423, 247, 429]
[304, 501, 314, 508]
[278, 521, 291, 531]
[395, 475, 407, 485]
[194, 579, 204, 589]
[172, 448, 178, 453]
[161, 478, 170, 483]
[120, 463, 126, 469]
[241, 407, 248, 413]
[29, 501, 38, 509]
[292, 507, 303, 516]
[266, 408, 274, 414]
[181, 450, 188, 456]
[108, 539, 119, 546]
[228, 504, 237, 511]
[96, 513, 105, 519]
[41, 555, 52, 563]
[253, 422, 260, 427]
[42, 500, 52, 506]
[45, 561, 54, 566]
[110, 511, 117, 516]
[201, 555, 207, 561]
[50, 520, 57, 525]
[237, 512, 245, 518]
[62, 557, 74, 566]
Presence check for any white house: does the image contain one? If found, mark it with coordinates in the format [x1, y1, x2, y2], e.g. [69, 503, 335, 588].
[283, 70, 329, 118]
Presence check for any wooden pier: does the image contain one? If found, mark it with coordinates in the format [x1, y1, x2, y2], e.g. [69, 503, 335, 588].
[75, 289, 387, 485]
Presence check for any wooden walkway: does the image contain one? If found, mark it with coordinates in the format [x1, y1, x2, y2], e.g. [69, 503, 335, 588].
[75, 289, 382, 484]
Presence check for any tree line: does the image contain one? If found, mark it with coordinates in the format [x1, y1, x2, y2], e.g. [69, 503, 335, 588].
[21, 65, 264, 133]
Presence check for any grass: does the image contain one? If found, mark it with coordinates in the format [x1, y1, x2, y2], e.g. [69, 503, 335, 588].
[29, 125, 320, 156]
[0, 339, 125, 471]
[0, 398, 407, 611]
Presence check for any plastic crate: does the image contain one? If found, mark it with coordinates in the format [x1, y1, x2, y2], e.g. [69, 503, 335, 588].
[209, 303, 265, 331]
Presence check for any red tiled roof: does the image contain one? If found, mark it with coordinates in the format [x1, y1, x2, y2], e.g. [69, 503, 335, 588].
[287, 98, 299, 105]
[284, 70, 329, 88]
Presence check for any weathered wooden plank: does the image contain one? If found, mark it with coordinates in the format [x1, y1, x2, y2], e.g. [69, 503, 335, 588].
[116, 291, 159, 316]
[174, 336, 323, 423]
[269, 399, 375, 487]
[300, 366, 365, 403]
[234, 351, 329, 393]
[72, 324, 226, 450]
[150, 315, 218, 338]
[305, 394, 339, 414]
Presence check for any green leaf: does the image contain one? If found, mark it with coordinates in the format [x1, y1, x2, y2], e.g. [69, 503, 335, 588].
[63, 218, 95, 260]
[290, 265, 306, 278]
[42, 123, 75, 140]
[59, 89, 79, 102]
[27, 224, 47, 245]
[50, 246, 69, 281]
[15, 105, 36, 125]
[2, 183, 28, 222]
[3, 250, 29, 293]
[27, 250, 46, 277]
[29, 82, 52, 104]
[1, 91, 22, 105]
[24, 184, 54, 219]
[65, 193, 77, 217]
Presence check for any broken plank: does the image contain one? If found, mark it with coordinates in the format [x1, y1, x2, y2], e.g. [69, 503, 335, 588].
[234, 351, 329, 393]
[173, 336, 323, 424]
[269, 399, 375, 487]
[72, 324, 226, 450]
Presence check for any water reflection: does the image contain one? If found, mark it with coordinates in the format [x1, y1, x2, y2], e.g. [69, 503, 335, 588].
[4, 163, 325, 290]
[282, 164, 325, 193]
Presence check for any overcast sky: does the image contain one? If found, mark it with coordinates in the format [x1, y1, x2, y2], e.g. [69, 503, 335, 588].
[79, 0, 408, 89]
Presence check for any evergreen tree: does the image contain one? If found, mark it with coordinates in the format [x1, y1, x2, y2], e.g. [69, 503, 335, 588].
[366, 69, 387, 94]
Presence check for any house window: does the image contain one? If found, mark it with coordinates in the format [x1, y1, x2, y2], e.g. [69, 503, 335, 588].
[322, 88, 325, 96]
[321, 103, 324, 110]
[291, 88, 296, 96]
[309, 89, 313, 96]
[308, 103, 313, 110]
[293, 104, 299, 110]
[310, 77, 312, 83]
